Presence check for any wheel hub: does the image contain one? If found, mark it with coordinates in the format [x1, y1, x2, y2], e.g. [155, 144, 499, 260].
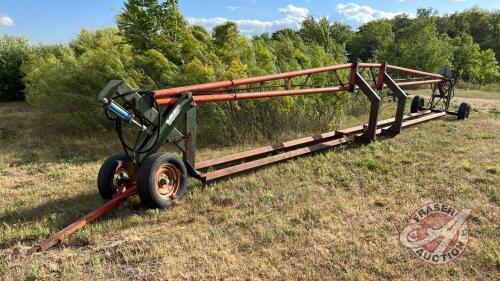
[155, 164, 181, 199]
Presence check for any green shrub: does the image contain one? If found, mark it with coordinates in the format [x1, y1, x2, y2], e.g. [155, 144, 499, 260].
[0, 35, 30, 101]
[23, 29, 156, 132]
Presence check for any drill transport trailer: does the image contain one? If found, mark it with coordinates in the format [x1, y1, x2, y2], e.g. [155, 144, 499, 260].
[34, 62, 471, 251]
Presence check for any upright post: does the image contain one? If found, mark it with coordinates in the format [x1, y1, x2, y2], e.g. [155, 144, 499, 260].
[380, 63, 407, 136]
[181, 99, 203, 181]
[184, 105, 196, 167]
[350, 61, 381, 143]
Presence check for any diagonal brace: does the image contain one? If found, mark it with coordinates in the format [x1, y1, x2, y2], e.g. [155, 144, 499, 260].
[381, 72, 407, 136]
[355, 72, 381, 143]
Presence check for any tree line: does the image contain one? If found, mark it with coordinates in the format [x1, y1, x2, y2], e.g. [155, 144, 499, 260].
[0, 0, 498, 144]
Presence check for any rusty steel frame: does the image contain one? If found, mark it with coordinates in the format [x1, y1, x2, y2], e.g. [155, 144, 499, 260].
[35, 62, 456, 251]
[153, 63, 445, 106]
[34, 109, 447, 252]
[154, 62, 444, 99]
[142, 61, 453, 186]
[199, 111, 445, 181]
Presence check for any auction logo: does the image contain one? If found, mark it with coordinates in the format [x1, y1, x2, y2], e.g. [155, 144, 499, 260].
[399, 202, 471, 264]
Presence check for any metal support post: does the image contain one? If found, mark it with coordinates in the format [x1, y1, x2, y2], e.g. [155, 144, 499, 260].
[382, 70, 407, 137]
[183, 104, 203, 180]
[350, 61, 381, 143]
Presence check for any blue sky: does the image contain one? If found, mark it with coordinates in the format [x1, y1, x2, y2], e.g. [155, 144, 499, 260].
[1, 0, 498, 43]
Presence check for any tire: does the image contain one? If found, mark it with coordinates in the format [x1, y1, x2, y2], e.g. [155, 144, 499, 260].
[410, 96, 425, 113]
[97, 154, 133, 200]
[137, 153, 188, 209]
[457, 102, 471, 120]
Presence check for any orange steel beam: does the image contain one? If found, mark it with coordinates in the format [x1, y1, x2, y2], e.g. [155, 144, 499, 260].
[359, 62, 382, 68]
[154, 63, 353, 98]
[152, 63, 447, 106]
[157, 86, 349, 106]
[396, 79, 444, 87]
[386, 65, 445, 79]
[33, 187, 138, 252]
[155, 77, 443, 106]
[154, 63, 445, 99]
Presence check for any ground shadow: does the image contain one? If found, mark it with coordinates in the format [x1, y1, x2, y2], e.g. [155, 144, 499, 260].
[0, 191, 143, 247]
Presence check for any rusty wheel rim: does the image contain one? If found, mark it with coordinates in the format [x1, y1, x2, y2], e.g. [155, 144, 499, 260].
[155, 164, 181, 199]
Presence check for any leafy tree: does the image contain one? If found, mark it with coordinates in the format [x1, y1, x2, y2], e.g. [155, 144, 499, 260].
[117, 0, 189, 65]
[135, 49, 178, 88]
[0, 35, 30, 101]
[299, 17, 349, 55]
[330, 22, 353, 46]
[477, 49, 500, 84]
[213, 22, 239, 47]
[175, 58, 215, 85]
[250, 38, 276, 75]
[486, 11, 500, 60]
[300, 17, 332, 52]
[271, 33, 304, 72]
[391, 18, 452, 72]
[347, 19, 394, 61]
[438, 7, 499, 60]
[416, 7, 439, 19]
[392, 14, 413, 36]
[449, 33, 481, 81]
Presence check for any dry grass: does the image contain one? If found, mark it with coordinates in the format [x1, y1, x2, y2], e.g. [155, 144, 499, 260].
[407, 88, 500, 113]
[0, 91, 499, 280]
[407, 88, 500, 100]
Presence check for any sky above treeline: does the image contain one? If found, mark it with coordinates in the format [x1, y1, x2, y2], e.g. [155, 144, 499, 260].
[1, 0, 498, 43]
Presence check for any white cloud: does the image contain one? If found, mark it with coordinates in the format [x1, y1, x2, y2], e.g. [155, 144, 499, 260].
[0, 14, 14, 26]
[188, 4, 309, 35]
[336, 3, 400, 24]
[227, 6, 240, 11]
[278, 4, 309, 19]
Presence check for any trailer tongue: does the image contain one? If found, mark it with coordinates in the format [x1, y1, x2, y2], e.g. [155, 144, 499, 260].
[33, 62, 471, 251]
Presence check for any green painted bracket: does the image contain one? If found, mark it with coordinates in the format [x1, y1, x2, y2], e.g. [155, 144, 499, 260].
[133, 93, 202, 180]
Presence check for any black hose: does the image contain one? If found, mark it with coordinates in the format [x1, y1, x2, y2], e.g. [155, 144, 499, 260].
[133, 92, 162, 155]
[115, 119, 132, 158]
[109, 91, 162, 157]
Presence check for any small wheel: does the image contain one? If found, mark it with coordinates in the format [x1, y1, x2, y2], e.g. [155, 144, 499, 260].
[137, 153, 188, 209]
[97, 154, 135, 200]
[457, 102, 471, 120]
[410, 96, 425, 113]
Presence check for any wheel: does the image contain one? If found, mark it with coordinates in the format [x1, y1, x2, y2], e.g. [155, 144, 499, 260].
[137, 153, 188, 209]
[97, 154, 135, 200]
[457, 102, 471, 120]
[410, 96, 425, 113]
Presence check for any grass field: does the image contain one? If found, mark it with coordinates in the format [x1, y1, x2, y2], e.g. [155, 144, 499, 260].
[407, 88, 500, 112]
[0, 90, 499, 280]
[407, 87, 500, 100]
